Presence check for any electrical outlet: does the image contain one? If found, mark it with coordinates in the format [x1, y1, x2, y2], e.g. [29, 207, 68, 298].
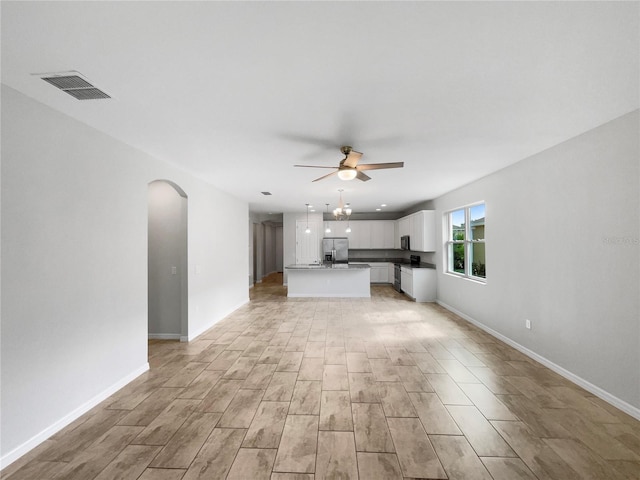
[171, 266, 177, 275]
[525, 319, 531, 330]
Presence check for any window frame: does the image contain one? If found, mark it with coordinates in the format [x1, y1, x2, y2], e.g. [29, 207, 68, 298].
[445, 202, 486, 283]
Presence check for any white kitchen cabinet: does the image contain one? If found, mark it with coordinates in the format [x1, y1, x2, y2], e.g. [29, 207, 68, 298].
[401, 266, 436, 302]
[352, 262, 391, 283]
[369, 263, 389, 283]
[370, 221, 395, 249]
[395, 210, 436, 252]
[344, 220, 395, 249]
[394, 221, 400, 249]
[325, 220, 349, 237]
[388, 263, 395, 281]
[351, 221, 372, 249]
[398, 216, 412, 238]
[410, 210, 436, 252]
[400, 266, 413, 295]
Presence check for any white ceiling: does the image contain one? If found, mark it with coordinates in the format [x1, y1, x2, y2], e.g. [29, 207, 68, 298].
[2, 2, 638, 214]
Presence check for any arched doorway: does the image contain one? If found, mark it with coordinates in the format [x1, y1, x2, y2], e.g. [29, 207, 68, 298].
[148, 180, 188, 340]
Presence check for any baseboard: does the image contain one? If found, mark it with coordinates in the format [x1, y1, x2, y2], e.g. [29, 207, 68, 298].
[437, 300, 640, 421]
[148, 333, 181, 340]
[0, 363, 150, 470]
[186, 297, 250, 342]
[287, 293, 371, 298]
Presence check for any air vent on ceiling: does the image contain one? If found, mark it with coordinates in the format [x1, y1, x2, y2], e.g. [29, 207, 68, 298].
[37, 71, 111, 100]
[261, 192, 273, 196]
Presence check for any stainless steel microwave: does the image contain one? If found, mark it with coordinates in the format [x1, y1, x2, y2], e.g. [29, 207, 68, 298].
[401, 235, 410, 250]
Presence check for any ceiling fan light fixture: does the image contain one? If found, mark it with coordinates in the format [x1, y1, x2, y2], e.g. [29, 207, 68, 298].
[337, 168, 357, 181]
[295, 146, 403, 182]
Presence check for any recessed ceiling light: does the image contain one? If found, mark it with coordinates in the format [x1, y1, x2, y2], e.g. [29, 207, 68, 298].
[376, 208, 381, 211]
[381, 204, 387, 207]
[261, 191, 272, 195]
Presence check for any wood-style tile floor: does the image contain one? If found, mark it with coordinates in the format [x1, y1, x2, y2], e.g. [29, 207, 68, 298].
[4, 273, 640, 479]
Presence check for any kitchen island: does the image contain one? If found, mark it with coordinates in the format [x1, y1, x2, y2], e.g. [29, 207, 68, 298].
[286, 263, 371, 298]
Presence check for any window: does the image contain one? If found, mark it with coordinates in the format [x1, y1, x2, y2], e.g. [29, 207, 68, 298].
[446, 203, 485, 281]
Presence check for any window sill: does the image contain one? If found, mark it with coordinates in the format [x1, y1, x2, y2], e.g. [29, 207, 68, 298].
[444, 271, 486, 285]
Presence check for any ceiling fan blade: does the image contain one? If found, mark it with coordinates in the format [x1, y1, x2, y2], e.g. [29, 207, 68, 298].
[294, 165, 339, 169]
[356, 171, 371, 182]
[343, 150, 363, 168]
[356, 162, 404, 171]
[312, 170, 339, 182]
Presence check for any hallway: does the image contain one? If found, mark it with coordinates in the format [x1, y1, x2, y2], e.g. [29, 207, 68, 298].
[3, 277, 639, 479]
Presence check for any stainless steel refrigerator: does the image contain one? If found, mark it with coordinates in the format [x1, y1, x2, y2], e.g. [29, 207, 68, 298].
[322, 237, 349, 263]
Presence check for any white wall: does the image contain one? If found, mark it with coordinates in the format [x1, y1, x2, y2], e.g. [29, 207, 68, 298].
[433, 110, 639, 413]
[0, 85, 249, 466]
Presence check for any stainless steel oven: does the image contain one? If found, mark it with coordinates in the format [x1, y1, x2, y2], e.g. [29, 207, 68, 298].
[393, 263, 402, 292]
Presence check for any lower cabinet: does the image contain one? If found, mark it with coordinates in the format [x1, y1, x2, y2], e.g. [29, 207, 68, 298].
[348, 263, 435, 297]
[401, 266, 436, 302]
[400, 267, 413, 295]
[370, 263, 389, 283]
[350, 262, 392, 284]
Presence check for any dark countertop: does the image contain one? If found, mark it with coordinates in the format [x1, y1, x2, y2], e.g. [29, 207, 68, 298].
[286, 263, 370, 270]
[349, 258, 436, 269]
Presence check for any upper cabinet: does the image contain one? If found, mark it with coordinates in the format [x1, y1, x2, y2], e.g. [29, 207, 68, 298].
[326, 220, 394, 249]
[370, 221, 395, 249]
[350, 221, 372, 249]
[397, 210, 436, 252]
[325, 220, 349, 237]
[398, 216, 412, 238]
[322, 213, 434, 251]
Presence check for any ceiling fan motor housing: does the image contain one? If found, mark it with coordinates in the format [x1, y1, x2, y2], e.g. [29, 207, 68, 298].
[340, 146, 353, 156]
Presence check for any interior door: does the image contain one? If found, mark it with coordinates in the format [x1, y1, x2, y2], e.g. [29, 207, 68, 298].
[296, 220, 320, 264]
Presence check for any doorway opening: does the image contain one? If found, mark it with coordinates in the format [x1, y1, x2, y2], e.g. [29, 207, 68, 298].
[148, 180, 188, 343]
[251, 216, 284, 286]
[253, 223, 259, 286]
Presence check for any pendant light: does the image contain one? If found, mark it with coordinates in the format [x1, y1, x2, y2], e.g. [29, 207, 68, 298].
[325, 204, 331, 233]
[305, 203, 311, 234]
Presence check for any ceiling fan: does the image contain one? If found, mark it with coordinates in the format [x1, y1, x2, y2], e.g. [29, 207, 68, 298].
[294, 146, 404, 182]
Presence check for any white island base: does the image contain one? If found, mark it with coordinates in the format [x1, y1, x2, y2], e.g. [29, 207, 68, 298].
[286, 265, 371, 298]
